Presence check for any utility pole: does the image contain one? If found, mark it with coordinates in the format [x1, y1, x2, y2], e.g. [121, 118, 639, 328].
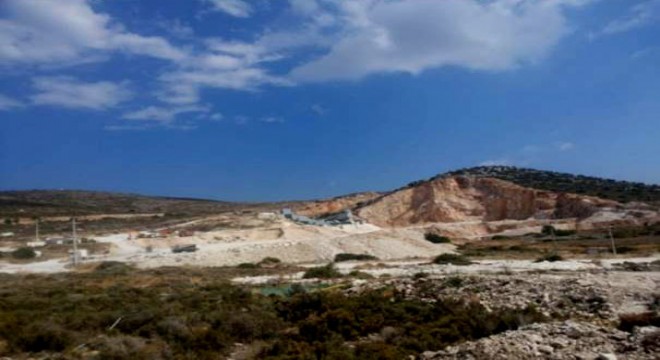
[608, 226, 617, 255]
[35, 217, 40, 242]
[72, 217, 79, 266]
[550, 226, 557, 252]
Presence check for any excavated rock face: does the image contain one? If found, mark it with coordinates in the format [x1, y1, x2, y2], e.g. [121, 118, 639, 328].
[553, 193, 619, 219]
[355, 176, 616, 227]
[293, 192, 382, 218]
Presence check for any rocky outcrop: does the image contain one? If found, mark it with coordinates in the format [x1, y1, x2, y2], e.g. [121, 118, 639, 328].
[554, 193, 619, 219]
[355, 176, 567, 227]
[353, 176, 656, 228]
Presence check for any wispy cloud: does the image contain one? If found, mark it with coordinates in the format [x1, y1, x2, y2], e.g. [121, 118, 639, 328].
[601, 0, 660, 35]
[205, 0, 253, 18]
[311, 104, 327, 116]
[31, 77, 132, 110]
[479, 141, 576, 167]
[556, 142, 575, 151]
[260, 116, 284, 123]
[0, 94, 23, 110]
[122, 105, 210, 122]
[479, 159, 515, 167]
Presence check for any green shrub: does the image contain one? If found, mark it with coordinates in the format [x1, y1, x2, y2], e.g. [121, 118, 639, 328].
[259, 257, 281, 264]
[443, 276, 464, 288]
[94, 261, 134, 274]
[542, 225, 575, 237]
[615, 246, 635, 254]
[11, 247, 36, 260]
[491, 235, 510, 240]
[555, 229, 576, 237]
[334, 253, 378, 262]
[541, 225, 555, 235]
[237, 262, 258, 269]
[432, 254, 472, 266]
[534, 253, 563, 262]
[348, 270, 374, 279]
[303, 264, 343, 279]
[424, 233, 451, 244]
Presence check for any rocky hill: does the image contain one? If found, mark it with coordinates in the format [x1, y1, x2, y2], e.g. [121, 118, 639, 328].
[436, 166, 660, 204]
[354, 176, 630, 227]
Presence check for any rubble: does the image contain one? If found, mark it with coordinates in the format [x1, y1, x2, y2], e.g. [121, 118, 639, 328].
[421, 321, 659, 360]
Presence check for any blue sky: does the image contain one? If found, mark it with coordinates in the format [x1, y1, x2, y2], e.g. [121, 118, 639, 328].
[1, 0, 659, 201]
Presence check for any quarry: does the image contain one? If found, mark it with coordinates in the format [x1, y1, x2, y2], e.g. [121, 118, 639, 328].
[0, 168, 658, 359]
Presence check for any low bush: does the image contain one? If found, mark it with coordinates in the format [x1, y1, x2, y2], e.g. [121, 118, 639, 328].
[541, 225, 575, 237]
[259, 257, 281, 265]
[614, 246, 635, 254]
[334, 253, 377, 262]
[303, 264, 343, 279]
[555, 229, 576, 237]
[534, 253, 564, 262]
[237, 262, 258, 269]
[94, 261, 134, 274]
[11, 247, 36, 260]
[443, 276, 464, 288]
[264, 290, 547, 358]
[425, 233, 451, 244]
[432, 254, 472, 266]
[348, 270, 374, 279]
[491, 235, 510, 240]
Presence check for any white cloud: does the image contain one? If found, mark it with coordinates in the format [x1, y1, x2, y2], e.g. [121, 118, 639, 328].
[311, 104, 327, 116]
[122, 105, 210, 122]
[206, 0, 253, 18]
[260, 116, 284, 123]
[31, 77, 132, 110]
[557, 142, 575, 151]
[0, 0, 186, 65]
[157, 38, 291, 105]
[0, 94, 23, 110]
[479, 159, 514, 166]
[601, 0, 660, 35]
[290, 0, 589, 82]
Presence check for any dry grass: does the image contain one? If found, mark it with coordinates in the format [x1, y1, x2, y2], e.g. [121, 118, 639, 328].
[459, 235, 660, 260]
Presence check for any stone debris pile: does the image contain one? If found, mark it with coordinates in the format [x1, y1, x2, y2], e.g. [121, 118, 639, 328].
[420, 321, 659, 360]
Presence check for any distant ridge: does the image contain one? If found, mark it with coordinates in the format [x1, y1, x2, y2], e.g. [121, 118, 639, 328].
[1, 166, 658, 217]
[407, 166, 660, 204]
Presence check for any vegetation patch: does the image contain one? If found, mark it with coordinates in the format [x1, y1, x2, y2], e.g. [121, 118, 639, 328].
[262, 290, 547, 358]
[303, 263, 343, 279]
[348, 270, 374, 279]
[94, 261, 134, 274]
[11, 247, 36, 260]
[534, 253, 564, 263]
[334, 253, 378, 262]
[432, 254, 472, 266]
[0, 270, 550, 359]
[541, 225, 576, 237]
[424, 233, 452, 244]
